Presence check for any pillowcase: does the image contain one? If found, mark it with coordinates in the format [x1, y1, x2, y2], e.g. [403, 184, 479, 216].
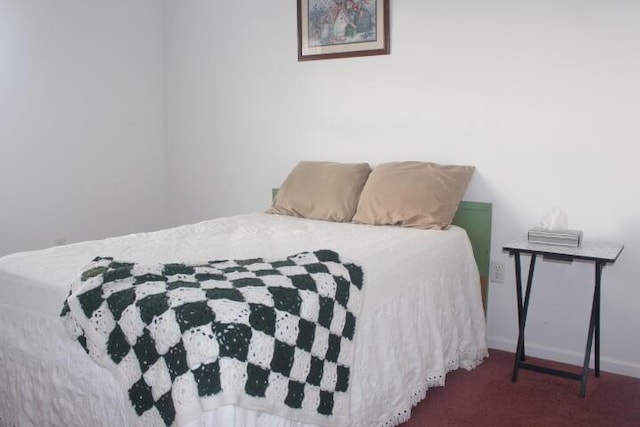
[267, 161, 371, 222]
[352, 161, 475, 230]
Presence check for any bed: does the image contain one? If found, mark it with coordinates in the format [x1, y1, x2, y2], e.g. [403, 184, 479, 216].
[0, 161, 490, 427]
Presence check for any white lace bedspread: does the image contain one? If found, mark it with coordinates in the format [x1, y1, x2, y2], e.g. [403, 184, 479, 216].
[0, 213, 487, 427]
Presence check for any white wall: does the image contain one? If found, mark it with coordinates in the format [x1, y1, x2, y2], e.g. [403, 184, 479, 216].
[164, 0, 640, 377]
[2, 0, 637, 379]
[0, 0, 168, 257]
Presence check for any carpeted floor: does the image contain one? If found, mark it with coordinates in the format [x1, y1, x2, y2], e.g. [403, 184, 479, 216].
[400, 349, 640, 427]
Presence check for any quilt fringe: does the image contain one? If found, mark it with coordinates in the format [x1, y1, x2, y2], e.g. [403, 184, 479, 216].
[380, 347, 489, 427]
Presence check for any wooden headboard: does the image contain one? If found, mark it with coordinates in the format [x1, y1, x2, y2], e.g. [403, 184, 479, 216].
[271, 189, 492, 312]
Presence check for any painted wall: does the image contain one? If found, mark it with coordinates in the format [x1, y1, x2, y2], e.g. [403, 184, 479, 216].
[0, 0, 168, 257]
[1, 0, 636, 379]
[164, 1, 640, 377]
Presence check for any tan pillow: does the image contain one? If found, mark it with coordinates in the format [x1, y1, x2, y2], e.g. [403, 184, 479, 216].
[267, 161, 371, 222]
[352, 161, 475, 230]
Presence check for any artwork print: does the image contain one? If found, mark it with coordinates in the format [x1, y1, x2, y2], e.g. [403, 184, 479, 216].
[309, 0, 377, 47]
[298, 0, 390, 61]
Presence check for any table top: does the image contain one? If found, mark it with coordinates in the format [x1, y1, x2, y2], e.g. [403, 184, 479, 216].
[503, 239, 624, 263]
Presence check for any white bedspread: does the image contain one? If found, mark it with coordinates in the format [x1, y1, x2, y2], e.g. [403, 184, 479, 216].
[0, 213, 487, 427]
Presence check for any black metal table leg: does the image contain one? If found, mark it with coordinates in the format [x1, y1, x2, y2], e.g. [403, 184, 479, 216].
[512, 252, 536, 382]
[522, 255, 536, 360]
[579, 262, 602, 397]
[512, 251, 523, 382]
[595, 262, 602, 378]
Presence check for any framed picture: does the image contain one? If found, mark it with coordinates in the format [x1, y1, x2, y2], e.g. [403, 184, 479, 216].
[297, 0, 390, 61]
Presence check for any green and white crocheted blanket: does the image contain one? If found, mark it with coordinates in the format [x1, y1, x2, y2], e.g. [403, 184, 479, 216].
[60, 250, 363, 427]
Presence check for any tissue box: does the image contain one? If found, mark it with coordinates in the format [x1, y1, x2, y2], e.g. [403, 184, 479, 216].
[528, 227, 583, 247]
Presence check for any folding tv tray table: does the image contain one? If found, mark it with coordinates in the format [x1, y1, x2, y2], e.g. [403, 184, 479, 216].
[502, 239, 624, 397]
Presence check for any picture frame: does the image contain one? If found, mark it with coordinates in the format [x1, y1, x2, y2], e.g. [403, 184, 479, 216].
[297, 0, 390, 61]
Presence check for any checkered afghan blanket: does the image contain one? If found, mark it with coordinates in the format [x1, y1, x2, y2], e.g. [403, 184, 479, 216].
[60, 250, 363, 427]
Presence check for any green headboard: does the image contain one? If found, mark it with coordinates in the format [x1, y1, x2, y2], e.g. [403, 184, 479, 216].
[452, 201, 492, 312]
[271, 189, 492, 312]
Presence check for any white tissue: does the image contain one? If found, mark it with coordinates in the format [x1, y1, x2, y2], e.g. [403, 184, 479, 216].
[539, 206, 568, 231]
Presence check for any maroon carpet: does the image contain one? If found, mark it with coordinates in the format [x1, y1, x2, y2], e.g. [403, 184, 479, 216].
[400, 349, 640, 427]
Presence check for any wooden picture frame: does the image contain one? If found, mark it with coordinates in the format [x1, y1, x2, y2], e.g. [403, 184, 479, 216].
[297, 0, 390, 61]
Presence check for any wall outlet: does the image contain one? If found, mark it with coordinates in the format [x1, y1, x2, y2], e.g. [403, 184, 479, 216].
[490, 261, 505, 283]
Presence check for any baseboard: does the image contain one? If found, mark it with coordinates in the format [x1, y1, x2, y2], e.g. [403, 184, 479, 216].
[487, 336, 640, 379]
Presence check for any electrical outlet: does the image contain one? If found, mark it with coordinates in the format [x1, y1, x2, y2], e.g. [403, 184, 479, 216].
[490, 261, 505, 283]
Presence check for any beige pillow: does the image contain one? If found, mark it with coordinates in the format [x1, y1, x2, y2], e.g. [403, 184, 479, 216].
[352, 161, 475, 230]
[267, 161, 371, 222]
